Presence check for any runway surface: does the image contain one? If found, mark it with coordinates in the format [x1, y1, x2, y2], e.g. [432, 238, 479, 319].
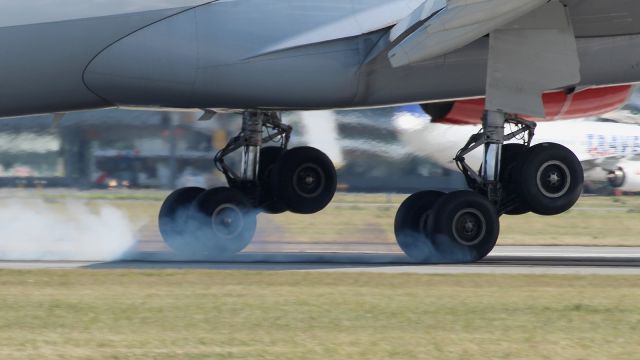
[2, 246, 640, 274]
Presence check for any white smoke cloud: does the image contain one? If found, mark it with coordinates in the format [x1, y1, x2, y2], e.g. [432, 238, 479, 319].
[0, 200, 136, 261]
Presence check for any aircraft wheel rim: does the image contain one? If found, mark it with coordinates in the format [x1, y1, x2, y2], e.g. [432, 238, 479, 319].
[536, 160, 571, 198]
[293, 163, 325, 198]
[451, 208, 486, 246]
[211, 204, 245, 239]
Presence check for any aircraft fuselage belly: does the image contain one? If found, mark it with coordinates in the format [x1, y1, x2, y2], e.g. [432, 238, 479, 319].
[1, 0, 640, 117]
[0, 4, 206, 117]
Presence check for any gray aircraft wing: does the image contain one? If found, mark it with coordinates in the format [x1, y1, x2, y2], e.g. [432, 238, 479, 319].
[386, 0, 581, 117]
[387, 0, 550, 67]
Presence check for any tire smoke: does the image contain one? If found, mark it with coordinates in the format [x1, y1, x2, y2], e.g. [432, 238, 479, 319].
[159, 205, 261, 260]
[396, 230, 476, 264]
[0, 200, 136, 261]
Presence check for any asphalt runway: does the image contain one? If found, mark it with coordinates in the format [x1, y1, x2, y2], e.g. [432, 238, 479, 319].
[2, 246, 640, 274]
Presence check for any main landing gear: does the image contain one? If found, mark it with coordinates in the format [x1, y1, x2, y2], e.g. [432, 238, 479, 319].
[395, 111, 584, 263]
[158, 109, 582, 264]
[158, 111, 337, 258]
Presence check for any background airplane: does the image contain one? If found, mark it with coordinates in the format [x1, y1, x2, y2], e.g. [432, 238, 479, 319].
[393, 105, 640, 175]
[604, 155, 640, 194]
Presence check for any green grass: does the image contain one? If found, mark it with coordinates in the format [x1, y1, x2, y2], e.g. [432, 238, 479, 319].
[259, 195, 640, 246]
[2, 192, 640, 247]
[0, 271, 639, 359]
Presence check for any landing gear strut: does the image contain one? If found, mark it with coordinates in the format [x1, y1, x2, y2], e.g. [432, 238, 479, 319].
[159, 111, 337, 258]
[455, 111, 537, 214]
[394, 0, 587, 263]
[395, 110, 583, 263]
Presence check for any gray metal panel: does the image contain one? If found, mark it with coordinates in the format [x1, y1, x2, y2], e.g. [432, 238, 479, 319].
[485, 2, 581, 116]
[565, 0, 640, 37]
[0, 8, 196, 117]
[387, 0, 547, 67]
[83, 9, 200, 107]
[191, 0, 385, 108]
[359, 34, 640, 108]
[0, 0, 210, 27]
[2, 0, 640, 118]
[84, 1, 387, 109]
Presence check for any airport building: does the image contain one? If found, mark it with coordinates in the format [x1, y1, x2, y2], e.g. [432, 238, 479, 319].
[0, 110, 219, 189]
[0, 109, 463, 193]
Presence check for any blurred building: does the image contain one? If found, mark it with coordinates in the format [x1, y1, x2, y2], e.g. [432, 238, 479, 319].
[0, 110, 224, 189]
[0, 108, 463, 193]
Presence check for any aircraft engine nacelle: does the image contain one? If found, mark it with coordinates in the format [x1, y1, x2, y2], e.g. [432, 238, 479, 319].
[421, 85, 633, 124]
[607, 162, 640, 193]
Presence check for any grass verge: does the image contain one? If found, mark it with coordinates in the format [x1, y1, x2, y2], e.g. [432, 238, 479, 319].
[0, 271, 638, 359]
[1, 191, 639, 246]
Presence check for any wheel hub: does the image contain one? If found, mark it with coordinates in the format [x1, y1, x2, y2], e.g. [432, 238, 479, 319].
[451, 208, 486, 246]
[537, 160, 570, 198]
[293, 163, 325, 198]
[211, 204, 244, 239]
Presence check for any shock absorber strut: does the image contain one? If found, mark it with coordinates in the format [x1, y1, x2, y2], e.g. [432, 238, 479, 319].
[240, 112, 263, 182]
[481, 110, 506, 202]
[214, 111, 292, 202]
[454, 111, 536, 209]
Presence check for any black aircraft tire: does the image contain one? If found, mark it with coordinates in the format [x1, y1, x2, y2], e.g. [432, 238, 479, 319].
[516, 142, 583, 216]
[258, 146, 288, 214]
[500, 143, 530, 216]
[158, 187, 206, 254]
[394, 190, 446, 262]
[427, 191, 499, 263]
[271, 146, 337, 214]
[189, 187, 257, 257]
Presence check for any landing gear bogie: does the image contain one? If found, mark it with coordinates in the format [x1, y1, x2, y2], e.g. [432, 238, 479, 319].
[394, 190, 499, 263]
[394, 110, 584, 263]
[158, 111, 338, 257]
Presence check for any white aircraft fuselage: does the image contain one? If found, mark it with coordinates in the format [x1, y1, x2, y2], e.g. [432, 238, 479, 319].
[394, 108, 640, 170]
[1, 0, 640, 117]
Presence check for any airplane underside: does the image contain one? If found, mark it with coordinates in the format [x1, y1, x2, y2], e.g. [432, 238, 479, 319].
[154, 1, 628, 263]
[2, 0, 640, 263]
[1, 0, 640, 116]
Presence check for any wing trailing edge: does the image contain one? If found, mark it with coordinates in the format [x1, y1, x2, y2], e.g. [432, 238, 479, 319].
[387, 0, 550, 67]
